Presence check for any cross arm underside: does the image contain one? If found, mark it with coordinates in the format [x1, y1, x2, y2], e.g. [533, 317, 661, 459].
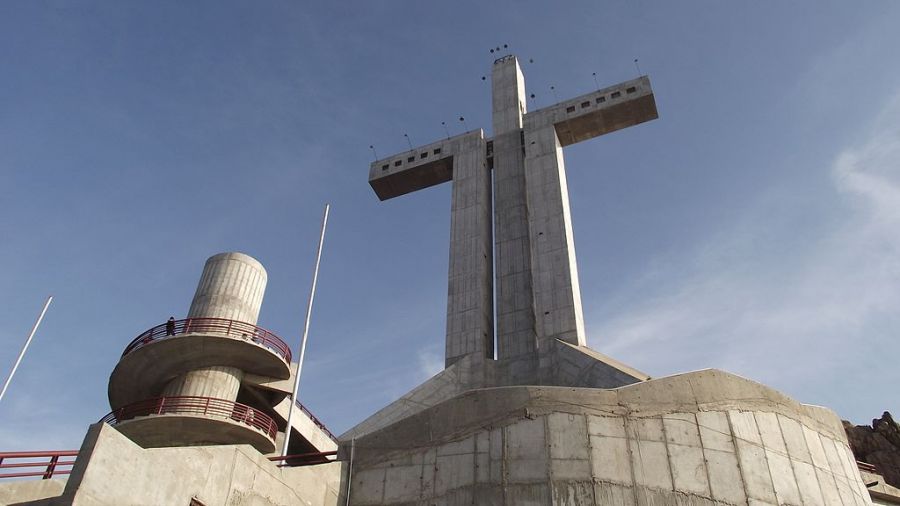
[524, 76, 658, 146]
[369, 130, 485, 201]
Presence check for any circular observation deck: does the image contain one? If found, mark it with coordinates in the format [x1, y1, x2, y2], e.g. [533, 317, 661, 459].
[101, 396, 277, 453]
[108, 318, 292, 410]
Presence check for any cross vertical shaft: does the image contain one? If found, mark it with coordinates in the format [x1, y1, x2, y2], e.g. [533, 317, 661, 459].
[490, 57, 540, 378]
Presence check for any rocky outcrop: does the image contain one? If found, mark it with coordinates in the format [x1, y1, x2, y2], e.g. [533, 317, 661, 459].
[844, 411, 900, 488]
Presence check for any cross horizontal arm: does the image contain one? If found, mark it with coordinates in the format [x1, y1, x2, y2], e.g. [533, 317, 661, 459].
[524, 76, 658, 146]
[369, 130, 485, 201]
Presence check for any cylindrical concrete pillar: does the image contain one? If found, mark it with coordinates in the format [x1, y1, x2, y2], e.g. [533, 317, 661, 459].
[165, 252, 267, 401]
[161, 366, 243, 400]
[188, 252, 267, 325]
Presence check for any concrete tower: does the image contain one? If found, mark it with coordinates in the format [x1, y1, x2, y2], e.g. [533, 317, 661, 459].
[106, 252, 333, 455]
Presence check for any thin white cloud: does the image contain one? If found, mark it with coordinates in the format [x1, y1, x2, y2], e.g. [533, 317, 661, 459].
[416, 345, 444, 382]
[591, 91, 900, 389]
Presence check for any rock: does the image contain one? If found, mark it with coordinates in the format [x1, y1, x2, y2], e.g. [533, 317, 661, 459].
[845, 411, 900, 489]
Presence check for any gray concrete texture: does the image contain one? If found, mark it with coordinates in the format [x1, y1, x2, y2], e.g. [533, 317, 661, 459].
[5, 423, 343, 506]
[859, 469, 900, 505]
[106, 252, 334, 456]
[108, 331, 291, 410]
[166, 251, 268, 404]
[188, 251, 267, 325]
[342, 339, 648, 441]
[343, 369, 872, 506]
[0, 479, 66, 505]
[366, 55, 658, 388]
[370, 131, 494, 369]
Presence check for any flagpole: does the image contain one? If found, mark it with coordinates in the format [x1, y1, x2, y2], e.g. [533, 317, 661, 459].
[0, 296, 53, 405]
[282, 204, 330, 457]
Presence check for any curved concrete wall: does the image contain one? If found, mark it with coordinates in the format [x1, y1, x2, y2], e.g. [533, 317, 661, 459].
[346, 370, 872, 505]
[188, 252, 267, 325]
[161, 365, 243, 400]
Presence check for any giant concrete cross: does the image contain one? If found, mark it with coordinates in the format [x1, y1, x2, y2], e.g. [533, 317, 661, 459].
[369, 55, 658, 384]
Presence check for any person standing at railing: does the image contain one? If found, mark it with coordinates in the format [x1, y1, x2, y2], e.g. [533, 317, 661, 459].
[166, 317, 176, 336]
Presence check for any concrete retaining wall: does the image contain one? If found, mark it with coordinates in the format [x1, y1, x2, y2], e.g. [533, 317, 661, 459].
[22, 423, 343, 506]
[346, 369, 872, 505]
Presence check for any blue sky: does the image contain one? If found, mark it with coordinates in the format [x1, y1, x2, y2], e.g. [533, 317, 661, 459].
[1, 1, 899, 450]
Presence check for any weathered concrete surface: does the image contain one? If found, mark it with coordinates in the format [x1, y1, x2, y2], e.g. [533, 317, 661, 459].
[859, 468, 900, 505]
[271, 394, 338, 454]
[444, 132, 493, 368]
[342, 369, 872, 505]
[187, 251, 267, 325]
[106, 252, 332, 457]
[366, 56, 659, 385]
[112, 413, 277, 454]
[108, 331, 291, 410]
[8, 423, 343, 506]
[342, 340, 646, 441]
[543, 339, 650, 387]
[341, 354, 495, 441]
[370, 131, 494, 370]
[166, 251, 267, 402]
[491, 56, 540, 367]
[524, 76, 659, 147]
[0, 479, 65, 505]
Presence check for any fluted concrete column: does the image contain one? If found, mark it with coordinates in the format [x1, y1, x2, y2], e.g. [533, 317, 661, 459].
[164, 252, 267, 401]
[161, 366, 243, 399]
[188, 252, 267, 325]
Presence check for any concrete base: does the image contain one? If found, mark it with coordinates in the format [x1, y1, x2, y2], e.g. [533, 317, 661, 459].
[342, 369, 873, 505]
[342, 339, 648, 440]
[113, 413, 276, 454]
[2, 423, 344, 506]
[0, 479, 66, 505]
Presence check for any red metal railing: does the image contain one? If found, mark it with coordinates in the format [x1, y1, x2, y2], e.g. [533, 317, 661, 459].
[296, 399, 338, 443]
[101, 396, 278, 439]
[269, 450, 337, 467]
[0, 450, 78, 479]
[122, 317, 291, 363]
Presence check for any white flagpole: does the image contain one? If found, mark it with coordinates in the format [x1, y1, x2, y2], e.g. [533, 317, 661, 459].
[0, 296, 53, 405]
[282, 204, 330, 457]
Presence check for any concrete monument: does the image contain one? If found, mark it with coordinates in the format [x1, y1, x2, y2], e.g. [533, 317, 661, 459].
[339, 55, 878, 506]
[351, 55, 656, 439]
[0, 57, 888, 506]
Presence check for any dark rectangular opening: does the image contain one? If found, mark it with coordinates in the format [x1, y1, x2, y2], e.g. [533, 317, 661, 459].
[381, 164, 389, 171]
[394, 160, 402, 167]
[566, 105, 576, 113]
[580, 101, 590, 108]
[407, 156, 415, 163]
[611, 91, 621, 98]
[596, 96, 606, 103]
[433, 148, 442, 155]
[626, 86, 637, 94]
[420, 152, 428, 159]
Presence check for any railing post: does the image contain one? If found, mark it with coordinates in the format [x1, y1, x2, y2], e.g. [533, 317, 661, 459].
[43, 455, 58, 480]
[226, 319, 233, 336]
[158, 398, 165, 415]
[204, 397, 210, 416]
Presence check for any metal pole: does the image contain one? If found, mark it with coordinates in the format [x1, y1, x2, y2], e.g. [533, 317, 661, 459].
[281, 204, 330, 457]
[0, 296, 53, 405]
[344, 437, 355, 506]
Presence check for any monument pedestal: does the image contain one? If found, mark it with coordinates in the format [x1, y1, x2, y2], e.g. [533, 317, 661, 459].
[342, 370, 871, 506]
